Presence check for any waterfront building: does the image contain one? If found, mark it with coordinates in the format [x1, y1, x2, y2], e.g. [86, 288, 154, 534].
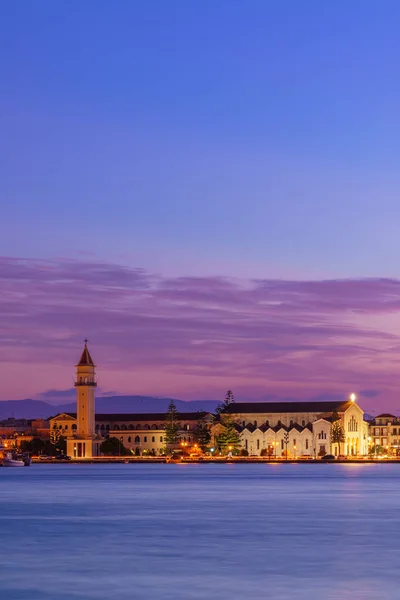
[214, 400, 369, 457]
[368, 414, 400, 455]
[52, 411, 214, 455]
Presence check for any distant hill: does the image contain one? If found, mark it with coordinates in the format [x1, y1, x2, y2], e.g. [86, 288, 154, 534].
[0, 396, 220, 420]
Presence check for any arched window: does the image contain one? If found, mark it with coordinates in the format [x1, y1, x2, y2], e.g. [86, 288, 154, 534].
[257, 439, 260, 450]
[266, 420, 269, 427]
[129, 425, 134, 430]
[100, 424, 104, 431]
[302, 420, 306, 427]
[160, 436, 163, 442]
[348, 417, 358, 432]
[254, 421, 257, 427]
[136, 424, 141, 430]
[128, 436, 131, 443]
[277, 420, 281, 427]
[114, 425, 120, 431]
[144, 436, 147, 442]
[152, 436, 155, 443]
[135, 436, 140, 443]
[152, 425, 158, 430]
[242, 421, 245, 427]
[290, 420, 293, 427]
[121, 425, 127, 430]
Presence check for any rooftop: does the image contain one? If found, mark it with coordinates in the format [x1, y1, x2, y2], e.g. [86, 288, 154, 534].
[223, 400, 353, 414]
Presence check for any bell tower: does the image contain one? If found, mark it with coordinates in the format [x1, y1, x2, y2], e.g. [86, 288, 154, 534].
[67, 340, 100, 459]
[75, 339, 96, 436]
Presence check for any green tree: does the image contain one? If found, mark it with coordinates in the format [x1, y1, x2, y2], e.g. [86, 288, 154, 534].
[193, 419, 211, 451]
[283, 432, 289, 459]
[100, 437, 128, 456]
[216, 417, 241, 454]
[216, 389, 235, 415]
[165, 401, 181, 452]
[331, 414, 345, 455]
[19, 437, 45, 455]
[54, 435, 67, 454]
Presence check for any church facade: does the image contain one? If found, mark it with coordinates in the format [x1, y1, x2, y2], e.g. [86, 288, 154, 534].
[51, 343, 369, 458]
[217, 400, 369, 457]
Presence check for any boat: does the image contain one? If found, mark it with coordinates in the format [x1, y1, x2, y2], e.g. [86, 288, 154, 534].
[2, 452, 27, 467]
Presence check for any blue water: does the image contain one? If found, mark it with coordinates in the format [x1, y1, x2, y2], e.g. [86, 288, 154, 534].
[1, 463, 399, 600]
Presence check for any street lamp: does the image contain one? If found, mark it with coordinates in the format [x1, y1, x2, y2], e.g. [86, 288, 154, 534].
[350, 393, 356, 402]
[293, 444, 297, 459]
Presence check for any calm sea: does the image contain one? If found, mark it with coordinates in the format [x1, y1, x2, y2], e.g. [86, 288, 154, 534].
[1, 463, 399, 600]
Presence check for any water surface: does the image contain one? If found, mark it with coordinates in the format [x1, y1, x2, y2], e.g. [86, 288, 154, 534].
[0, 463, 399, 600]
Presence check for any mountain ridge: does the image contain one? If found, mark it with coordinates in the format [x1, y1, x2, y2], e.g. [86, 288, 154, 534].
[0, 396, 220, 420]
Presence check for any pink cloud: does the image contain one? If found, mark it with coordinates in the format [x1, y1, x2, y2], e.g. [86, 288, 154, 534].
[0, 256, 400, 412]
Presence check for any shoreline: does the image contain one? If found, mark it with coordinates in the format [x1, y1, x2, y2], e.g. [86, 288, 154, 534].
[29, 457, 400, 465]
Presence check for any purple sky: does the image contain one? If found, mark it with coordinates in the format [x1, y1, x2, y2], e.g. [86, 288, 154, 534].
[1, 256, 400, 414]
[2, 2, 400, 412]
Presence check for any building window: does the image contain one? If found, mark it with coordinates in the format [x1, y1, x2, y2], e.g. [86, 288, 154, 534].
[254, 421, 257, 427]
[242, 421, 245, 427]
[348, 417, 358, 432]
[144, 436, 147, 442]
[152, 436, 155, 443]
[257, 439, 260, 450]
[393, 428, 397, 435]
[302, 420, 306, 427]
[281, 440, 284, 450]
[128, 436, 131, 443]
[245, 439, 248, 449]
[160, 436, 163, 442]
[306, 439, 309, 450]
[290, 420, 293, 426]
[135, 436, 140, 443]
[293, 439, 296, 446]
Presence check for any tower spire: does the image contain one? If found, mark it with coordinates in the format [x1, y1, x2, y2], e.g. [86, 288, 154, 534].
[77, 339, 95, 367]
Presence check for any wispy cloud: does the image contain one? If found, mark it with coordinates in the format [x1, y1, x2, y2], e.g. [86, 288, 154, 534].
[1, 256, 400, 409]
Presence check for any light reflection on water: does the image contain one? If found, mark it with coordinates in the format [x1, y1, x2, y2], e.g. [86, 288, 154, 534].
[0, 463, 399, 600]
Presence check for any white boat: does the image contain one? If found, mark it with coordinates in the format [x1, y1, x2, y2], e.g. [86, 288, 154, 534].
[2, 452, 25, 467]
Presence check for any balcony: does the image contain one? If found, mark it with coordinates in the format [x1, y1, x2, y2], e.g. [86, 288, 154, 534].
[74, 381, 97, 387]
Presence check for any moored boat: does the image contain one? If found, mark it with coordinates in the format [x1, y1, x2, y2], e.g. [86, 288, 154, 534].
[2, 452, 27, 467]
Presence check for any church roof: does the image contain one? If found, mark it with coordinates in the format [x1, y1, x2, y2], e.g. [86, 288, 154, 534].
[223, 400, 353, 415]
[77, 343, 95, 367]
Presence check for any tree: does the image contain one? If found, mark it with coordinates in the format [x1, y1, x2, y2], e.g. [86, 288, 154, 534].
[283, 432, 289, 459]
[100, 437, 129, 456]
[193, 420, 211, 451]
[331, 413, 345, 455]
[165, 401, 181, 452]
[216, 418, 241, 454]
[55, 435, 67, 454]
[19, 437, 45, 455]
[216, 389, 235, 415]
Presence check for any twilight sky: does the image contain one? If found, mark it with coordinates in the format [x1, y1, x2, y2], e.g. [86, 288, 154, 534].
[1, 1, 400, 412]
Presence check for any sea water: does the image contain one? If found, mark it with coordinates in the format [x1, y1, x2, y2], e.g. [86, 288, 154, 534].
[0, 463, 399, 600]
